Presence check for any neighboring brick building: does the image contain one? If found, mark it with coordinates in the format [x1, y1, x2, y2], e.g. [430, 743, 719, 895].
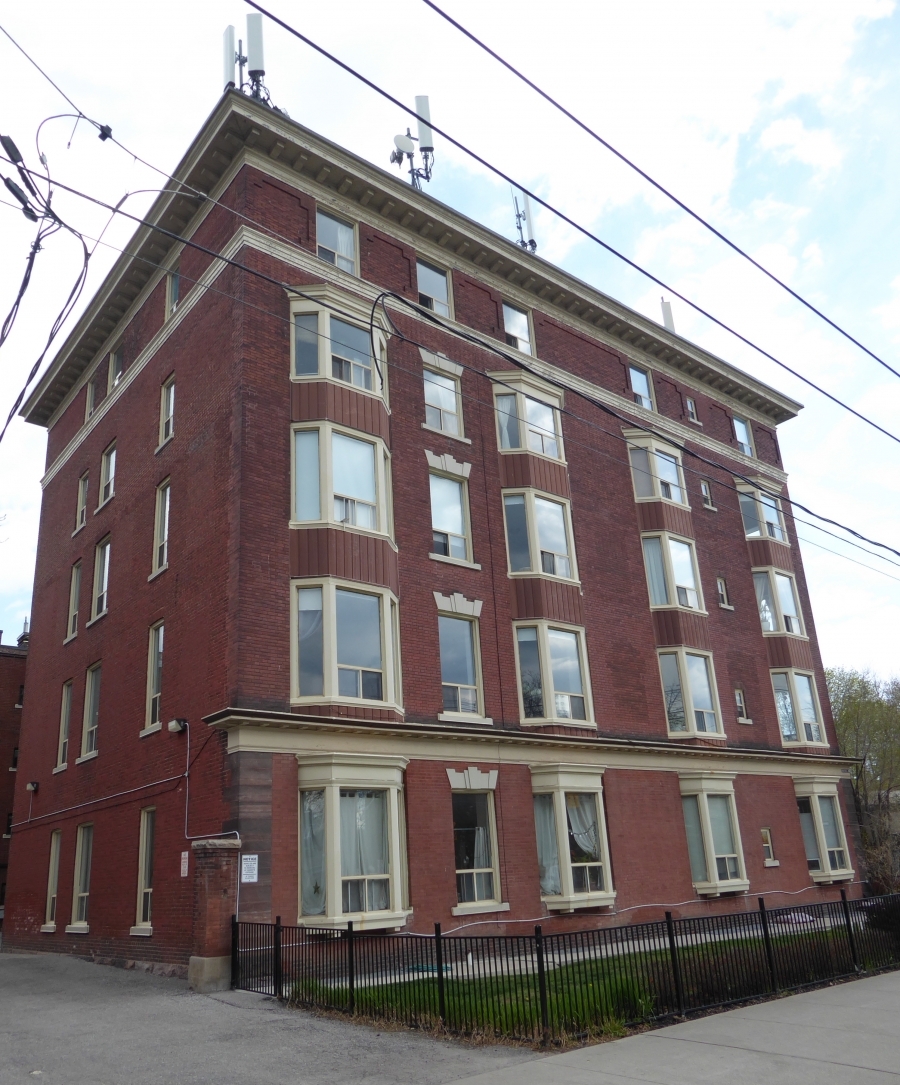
[4, 91, 860, 985]
[0, 629, 28, 925]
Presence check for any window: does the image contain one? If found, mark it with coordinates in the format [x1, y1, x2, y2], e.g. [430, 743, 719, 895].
[44, 830, 62, 929]
[293, 425, 392, 536]
[658, 649, 723, 736]
[82, 664, 101, 756]
[772, 671, 824, 744]
[294, 580, 401, 708]
[641, 534, 703, 610]
[738, 488, 786, 542]
[92, 538, 110, 618]
[100, 444, 116, 504]
[496, 395, 560, 459]
[452, 792, 499, 904]
[735, 688, 750, 722]
[679, 775, 748, 894]
[417, 260, 450, 316]
[686, 397, 699, 422]
[716, 577, 731, 609]
[733, 415, 754, 456]
[423, 368, 461, 436]
[794, 780, 853, 881]
[166, 265, 181, 317]
[761, 827, 776, 864]
[514, 622, 592, 725]
[700, 480, 715, 509]
[503, 491, 576, 580]
[108, 350, 124, 392]
[57, 682, 72, 768]
[531, 765, 615, 909]
[629, 366, 653, 410]
[439, 615, 482, 717]
[628, 438, 687, 505]
[85, 379, 97, 422]
[66, 562, 81, 640]
[153, 481, 170, 571]
[502, 302, 532, 354]
[298, 754, 409, 929]
[75, 474, 89, 530]
[70, 823, 93, 928]
[136, 808, 155, 928]
[316, 210, 355, 273]
[430, 474, 471, 561]
[146, 624, 164, 729]
[159, 378, 175, 444]
[753, 569, 804, 635]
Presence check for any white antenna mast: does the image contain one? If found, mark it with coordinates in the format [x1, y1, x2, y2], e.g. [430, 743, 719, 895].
[389, 95, 435, 189]
[513, 190, 537, 253]
[661, 297, 675, 332]
[223, 26, 237, 90]
[220, 15, 287, 115]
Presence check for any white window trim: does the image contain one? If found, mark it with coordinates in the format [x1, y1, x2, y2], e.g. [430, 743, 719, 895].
[427, 452, 475, 565]
[502, 488, 579, 585]
[793, 777, 854, 883]
[158, 377, 175, 449]
[530, 764, 616, 911]
[291, 422, 394, 542]
[512, 619, 595, 729]
[134, 807, 155, 932]
[678, 774, 749, 896]
[153, 480, 170, 574]
[297, 753, 410, 930]
[716, 576, 733, 611]
[43, 829, 62, 932]
[315, 209, 359, 277]
[84, 377, 97, 423]
[65, 562, 81, 643]
[641, 531, 706, 614]
[74, 474, 89, 534]
[771, 669, 828, 748]
[433, 596, 492, 725]
[700, 480, 717, 511]
[416, 259, 453, 319]
[145, 622, 164, 732]
[57, 681, 72, 770]
[500, 301, 535, 357]
[657, 647, 725, 739]
[422, 366, 467, 443]
[628, 365, 656, 412]
[447, 767, 506, 916]
[81, 663, 102, 758]
[625, 431, 690, 508]
[107, 349, 124, 394]
[98, 443, 116, 509]
[736, 483, 789, 546]
[761, 827, 779, 867]
[733, 415, 756, 458]
[91, 538, 111, 621]
[734, 688, 752, 725]
[165, 265, 181, 320]
[290, 578, 403, 711]
[753, 567, 806, 639]
[68, 822, 93, 932]
[289, 284, 389, 403]
[489, 371, 565, 463]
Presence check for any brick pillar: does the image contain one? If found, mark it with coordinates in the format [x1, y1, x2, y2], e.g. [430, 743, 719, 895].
[189, 838, 241, 992]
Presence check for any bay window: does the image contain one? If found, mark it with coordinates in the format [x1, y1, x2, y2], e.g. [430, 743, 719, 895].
[627, 436, 687, 505]
[514, 622, 593, 726]
[641, 533, 703, 611]
[794, 779, 853, 882]
[679, 774, 748, 895]
[492, 374, 563, 460]
[738, 487, 787, 542]
[502, 491, 577, 580]
[658, 649, 723, 736]
[772, 670, 825, 745]
[753, 568, 804, 636]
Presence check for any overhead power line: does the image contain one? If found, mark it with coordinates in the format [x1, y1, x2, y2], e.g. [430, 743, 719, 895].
[243, 0, 900, 452]
[419, 0, 900, 385]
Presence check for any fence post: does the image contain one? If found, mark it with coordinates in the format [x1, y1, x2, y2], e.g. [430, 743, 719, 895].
[230, 914, 239, 990]
[434, 923, 446, 1026]
[273, 915, 283, 1000]
[535, 925, 550, 1046]
[346, 920, 356, 1015]
[840, 888, 861, 973]
[758, 898, 778, 993]
[665, 911, 685, 1017]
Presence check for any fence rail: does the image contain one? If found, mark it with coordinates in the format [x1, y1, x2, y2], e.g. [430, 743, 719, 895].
[232, 890, 900, 1043]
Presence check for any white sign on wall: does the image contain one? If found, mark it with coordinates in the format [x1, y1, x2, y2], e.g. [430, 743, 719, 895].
[180, 851, 189, 877]
[241, 854, 259, 883]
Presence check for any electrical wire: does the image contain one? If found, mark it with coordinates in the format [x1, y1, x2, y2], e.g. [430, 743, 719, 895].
[419, 0, 900, 385]
[244, 0, 900, 452]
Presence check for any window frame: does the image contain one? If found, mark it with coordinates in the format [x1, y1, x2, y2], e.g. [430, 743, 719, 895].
[423, 364, 464, 440]
[771, 669, 827, 747]
[502, 488, 579, 584]
[315, 209, 358, 276]
[512, 619, 594, 729]
[99, 443, 116, 506]
[628, 365, 655, 411]
[166, 263, 181, 319]
[436, 610, 489, 724]
[490, 372, 564, 462]
[133, 807, 156, 932]
[501, 301, 533, 355]
[735, 687, 751, 724]
[107, 349, 124, 393]
[685, 396, 700, 424]
[733, 415, 755, 457]
[67, 822, 94, 931]
[65, 562, 82, 642]
[84, 377, 97, 422]
[159, 377, 175, 447]
[752, 567, 806, 638]
[716, 576, 733, 610]
[626, 433, 689, 507]
[291, 578, 402, 710]
[429, 470, 474, 566]
[657, 647, 725, 739]
[761, 827, 779, 867]
[43, 829, 62, 931]
[640, 531, 705, 613]
[144, 622, 164, 733]
[75, 474, 89, 532]
[80, 663, 102, 759]
[793, 778, 854, 883]
[91, 537, 111, 620]
[700, 480, 716, 510]
[416, 258, 452, 318]
[530, 764, 616, 911]
[153, 480, 170, 573]
[737, 485, 788, 545]
[445, 768, 505, 916]
[57, 681, 72, 770]
[678, 774, 749, 896]
[296, 753, 410, 930]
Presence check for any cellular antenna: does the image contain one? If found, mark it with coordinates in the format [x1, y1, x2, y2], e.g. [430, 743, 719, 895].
[221, 15, 287, 115]
[513, 190, 537, 253]
[389, 95, 435, 189]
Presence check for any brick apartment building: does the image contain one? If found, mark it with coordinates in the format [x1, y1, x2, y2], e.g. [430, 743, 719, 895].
[1, 629, 27, 925]
[4, 90, 860, 987]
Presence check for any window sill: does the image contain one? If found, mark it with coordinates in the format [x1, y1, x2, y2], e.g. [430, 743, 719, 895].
[687, 417, 704, 427]
[52, 764, 67, 774]
[764, 859, 781, 868]
[780, 739, 830, 750]
[667, 731, 726, 741]
[498, 447, 566, 468]
[693, 879, 750, 897]
[762, 630, 809, 642]
[635, 496, 692, 512]
[289, 521, 398, 550]
[85, 611, 107, 629]
[8, 765, 16, 771]
[451, 901, 510, 917]
[147, 564, 168, 582]
[745, 534, 791, 547]
[71, 523, 86, 537]
[63, 632, 77, 645]
[702, 504, 718, 512]
[14, 704, 22, 710]
[543, 891, 616, 912]
[296, 909, 411, 932]
[155, 435, 174, 455]
[65, 924, 90, 934]
[139, 723, 162, 739]
[430, 553, 481, 572]
[718, 603, 735, 611]
[736, 717, 753, 726]
[290, 373, 386, 407]
[75, 750, 99, 765]
[130, 926, 153, 937]
[421, 423, 471, 445]
[509, 571, 581, 589]
[291, 696, 404, 714]
[41, 923, 57, 933]
[519, 718, 596, 731]
[810, 869, 854, 885]
[1, 833, 10, 839]
[438, 712, 494, 726]
[94, 496, 114, 514]
[649, 604, 709, 618]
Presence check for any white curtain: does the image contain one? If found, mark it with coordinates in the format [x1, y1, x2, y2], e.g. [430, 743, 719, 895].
[300, 790, 326, 916]
[340, 790, 388, 876]
[642, 537, 669, 605]
[565, 793, 599, 861]
[533, 795, 561, 895]
[753, 573, 776, 631]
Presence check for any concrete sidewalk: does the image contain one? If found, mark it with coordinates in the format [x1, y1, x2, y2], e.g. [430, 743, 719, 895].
[446, 969, 900, 1085]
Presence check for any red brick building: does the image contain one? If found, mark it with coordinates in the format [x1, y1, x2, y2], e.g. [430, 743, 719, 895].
[4, 92, 860, 987]
[0, 630, 27, 925]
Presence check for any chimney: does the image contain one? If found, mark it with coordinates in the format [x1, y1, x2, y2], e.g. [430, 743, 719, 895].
[17, 617, 29, 649]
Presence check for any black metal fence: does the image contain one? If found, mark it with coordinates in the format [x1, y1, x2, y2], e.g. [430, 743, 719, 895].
[231, 890, 900, 1043]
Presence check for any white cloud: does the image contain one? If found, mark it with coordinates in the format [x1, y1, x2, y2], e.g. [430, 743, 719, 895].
[758, 117, 844, 175]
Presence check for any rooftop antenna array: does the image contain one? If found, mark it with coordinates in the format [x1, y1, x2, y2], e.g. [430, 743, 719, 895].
[390, 96, 435, 190]
[223, 15, 288, 115]
[513, 190, 537, 253]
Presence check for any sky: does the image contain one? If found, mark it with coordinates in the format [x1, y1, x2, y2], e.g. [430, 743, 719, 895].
[1, 0, 899, 678]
